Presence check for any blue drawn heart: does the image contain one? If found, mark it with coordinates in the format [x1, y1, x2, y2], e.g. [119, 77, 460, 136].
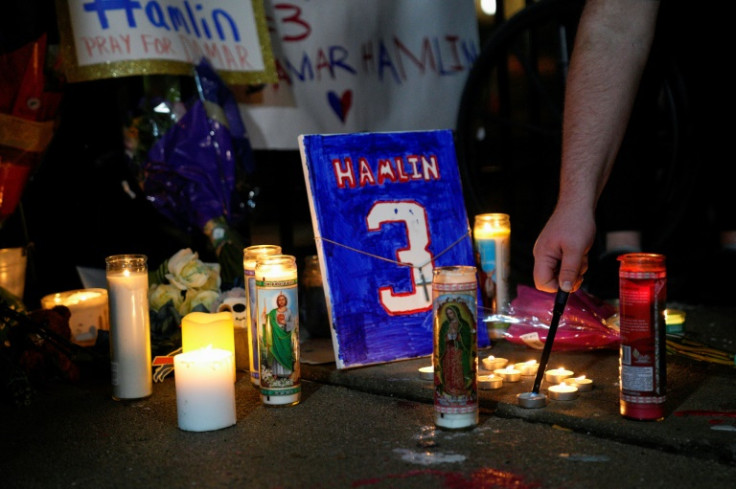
[327, 90, 352, 123]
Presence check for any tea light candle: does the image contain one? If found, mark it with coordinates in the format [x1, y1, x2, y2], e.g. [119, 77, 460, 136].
[548, 383, 579, 401]
[41, 288, 109, 346]
[494, 366, 521, 382]
[418, 365, 434, 381]
[514, 360, 539, 376]
[544, 367, 574, 384]
[174, 347, 236, 432]
[517, 392, 547, 409]
[478, 374, 503, 390]
[182, 311, 236, 381]
[481, 355, 508, 371]
[563, 375, 594, 392]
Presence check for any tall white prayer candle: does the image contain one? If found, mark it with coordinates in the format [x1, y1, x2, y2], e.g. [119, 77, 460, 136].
[256, 254, 300, 407]
[106, 254, 152, 401]
[174, 347, 236, 432]
[243, 245, 282, 386]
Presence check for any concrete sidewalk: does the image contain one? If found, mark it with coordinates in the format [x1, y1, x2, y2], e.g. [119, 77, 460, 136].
[2, 302, 735, 488]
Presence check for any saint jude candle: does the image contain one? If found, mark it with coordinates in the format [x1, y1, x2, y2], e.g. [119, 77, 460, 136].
[255, 254, 300, 406]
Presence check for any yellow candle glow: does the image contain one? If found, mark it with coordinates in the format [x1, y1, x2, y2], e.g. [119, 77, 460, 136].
[418, 365, 434, 381]
[481, 355, 508, 371]
[563, 375, 594, 392]
[548, 383, 579, 401]
[494, 366, 521, 382]
[41, 288, 109, 346]
[515, 360, 539, 376]
[473, 213, 511, 319]
[478, 374, 504, 390]
[182, 311, 236, 381]
[544, 367, 574, 384]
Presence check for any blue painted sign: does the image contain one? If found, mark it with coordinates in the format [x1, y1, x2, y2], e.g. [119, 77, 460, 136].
[299, 130, 489, 369]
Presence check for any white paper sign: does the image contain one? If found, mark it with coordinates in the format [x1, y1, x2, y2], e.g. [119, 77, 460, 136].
[58, 0, 275, 83]
[240, 0, 480, 149]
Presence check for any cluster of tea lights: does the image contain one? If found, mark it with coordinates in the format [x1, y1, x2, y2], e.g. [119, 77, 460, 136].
[420, 355, 594, 406]
[543, 367, 595, 400]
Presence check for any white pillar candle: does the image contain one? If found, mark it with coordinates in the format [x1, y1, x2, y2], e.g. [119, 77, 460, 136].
[174, 348, 236, 432]
[106, 255, 152, 401]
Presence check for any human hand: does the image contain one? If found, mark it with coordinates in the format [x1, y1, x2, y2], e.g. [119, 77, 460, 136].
[532, 204, 596, 293]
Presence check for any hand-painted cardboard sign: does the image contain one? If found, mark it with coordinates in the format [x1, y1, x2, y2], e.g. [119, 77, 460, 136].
[241, 0, 479, 149]
[56, 0, 276, 84]
[299, 130, 489, 369]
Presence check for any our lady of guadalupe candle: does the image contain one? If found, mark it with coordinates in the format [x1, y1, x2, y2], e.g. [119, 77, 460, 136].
[432, 266, 478, 430]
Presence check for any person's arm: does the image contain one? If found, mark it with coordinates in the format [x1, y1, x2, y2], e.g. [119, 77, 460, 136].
[533, 0, 660, 293]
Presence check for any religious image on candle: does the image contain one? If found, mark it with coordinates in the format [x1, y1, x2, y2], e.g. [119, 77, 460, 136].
[432, 266, 478, 430]
[256, 254, 300, 406]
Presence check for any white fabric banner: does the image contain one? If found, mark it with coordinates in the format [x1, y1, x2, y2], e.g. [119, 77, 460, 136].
[240, 0, 480, 149]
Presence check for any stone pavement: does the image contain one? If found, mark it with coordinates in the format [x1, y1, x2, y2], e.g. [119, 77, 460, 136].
[2, 302, 736, 488]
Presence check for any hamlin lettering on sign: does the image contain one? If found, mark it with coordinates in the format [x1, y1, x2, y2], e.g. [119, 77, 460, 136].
[82, 0, 241, 42]
[273, 35, 477, 86]
[331, 155, 441, 189]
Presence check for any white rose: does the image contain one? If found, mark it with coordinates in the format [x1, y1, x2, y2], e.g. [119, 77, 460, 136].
[166, 248, 219, 291]
[148, 283, 184, 312]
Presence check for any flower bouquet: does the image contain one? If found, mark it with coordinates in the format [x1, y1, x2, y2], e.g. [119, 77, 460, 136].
[148, 248, 222, 356]
[123, 59, 256, 291]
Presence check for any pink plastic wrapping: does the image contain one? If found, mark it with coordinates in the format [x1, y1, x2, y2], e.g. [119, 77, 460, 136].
[504, 285, 619, 350]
